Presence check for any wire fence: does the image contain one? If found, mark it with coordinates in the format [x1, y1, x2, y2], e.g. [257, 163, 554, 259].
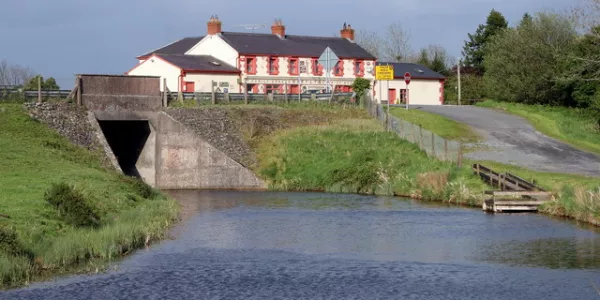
[166, 91, 353, 106]
[363, 93, 464, 164]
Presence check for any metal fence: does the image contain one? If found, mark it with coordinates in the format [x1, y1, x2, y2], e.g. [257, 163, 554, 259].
[167, 91, 353, 105]
[364, 93, 463, 164]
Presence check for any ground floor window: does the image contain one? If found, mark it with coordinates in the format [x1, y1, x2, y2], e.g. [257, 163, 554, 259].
[246, 84, 257, 93]
[334, 85, 352, 93]
[400, 89, 407, 103]
[265, 84, 281, 94]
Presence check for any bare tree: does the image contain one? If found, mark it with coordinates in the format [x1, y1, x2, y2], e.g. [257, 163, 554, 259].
[355, 29, 385, 59]
[381, 22, 411, 62]
[0, 59, 35, 86]
[567, 0, 600, 81]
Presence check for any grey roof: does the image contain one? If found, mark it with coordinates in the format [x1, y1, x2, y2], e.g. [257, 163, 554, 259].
[156, 54, 239, 73]
[139, 37, 204, 58]
[220, 32, 376, 59]
[377, 62, 446, 80]
[138, 32, 376, 60]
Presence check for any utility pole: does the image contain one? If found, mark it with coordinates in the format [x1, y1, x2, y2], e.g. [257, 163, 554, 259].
[457, 58, 462, 106]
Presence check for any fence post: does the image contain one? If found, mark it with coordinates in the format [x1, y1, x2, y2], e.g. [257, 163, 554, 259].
[419, 125, 423, 149]
[76, 75, 82, 106]
[162, 78, 168, 107]
[224, 91, 230, 103]
[37, 76, 42, 103]
[412, 123, 417, 143]
[284, 83, 288, 104]
[457, 142, 463, 167]
[431, 132, 435, 157]
[244, 80, 248, 105]
[444, 139, 448, 161]
[211, 81, 216, 105]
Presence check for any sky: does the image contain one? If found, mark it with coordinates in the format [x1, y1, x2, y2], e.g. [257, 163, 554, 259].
[0, 0, 583, 89]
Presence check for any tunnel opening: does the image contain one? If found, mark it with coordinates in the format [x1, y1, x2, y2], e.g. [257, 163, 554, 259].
[98, 120, 151, 178]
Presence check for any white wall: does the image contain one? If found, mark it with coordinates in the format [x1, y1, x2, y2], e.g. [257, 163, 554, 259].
[377, 79, 444, 105]
[183, 73, 240, 93]
[185, 35, 239, 68]
[127, 57, 181, 92]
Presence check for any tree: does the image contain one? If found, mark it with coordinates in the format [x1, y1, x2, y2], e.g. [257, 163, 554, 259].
[414, 45, 451, 76]
[355, 22, 412, 62]
[23, 75, 60, 91]
[351, 77, 371, 105]
[0, 60, 35, 87]
[355, 29, 385, 59]
[520, 13, 533, 27]
[484, 12, 577, 104]
[462, 9, 508, 75]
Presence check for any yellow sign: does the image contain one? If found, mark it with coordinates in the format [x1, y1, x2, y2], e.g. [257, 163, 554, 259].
[375, 65, 394, 80]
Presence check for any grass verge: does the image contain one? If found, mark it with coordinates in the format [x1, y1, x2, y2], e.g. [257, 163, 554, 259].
[389, 107, 481, 143]
[476, 100, 600, 155]
[0, 104, 179, 289]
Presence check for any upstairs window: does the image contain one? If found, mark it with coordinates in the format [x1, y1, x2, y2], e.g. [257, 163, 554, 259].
[311, 59, 323, 76]
[246, 57, 257, 75]
[334, 60, 344, 76]
[268, 57, 279, 75]
[288, 57, 299, 75]
[354, 60, 365, 77]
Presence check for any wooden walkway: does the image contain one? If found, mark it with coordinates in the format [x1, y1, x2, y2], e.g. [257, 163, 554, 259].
[473, 164, 552, 213]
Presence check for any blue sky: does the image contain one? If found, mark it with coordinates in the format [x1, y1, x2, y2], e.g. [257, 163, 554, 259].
[0, 0, 580, 89]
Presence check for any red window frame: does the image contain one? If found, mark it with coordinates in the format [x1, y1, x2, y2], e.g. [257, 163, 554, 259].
[268, 56, 279, 75]
[288, 57, 299, 75]
[334, 60, 344, 76]
[354, 60, 365, 77]
[246, 56, 257, 75]
[311, 59, 323, 76]
[265, 84, 281, 94]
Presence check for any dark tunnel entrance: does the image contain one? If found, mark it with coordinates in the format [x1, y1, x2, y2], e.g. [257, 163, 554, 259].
[98, 120, 151, 178]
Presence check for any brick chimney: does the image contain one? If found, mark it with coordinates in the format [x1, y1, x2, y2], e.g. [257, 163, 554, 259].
[207, 15, 222, 35]
[271, 18, 286, 38]
[340, 22, 355, 41]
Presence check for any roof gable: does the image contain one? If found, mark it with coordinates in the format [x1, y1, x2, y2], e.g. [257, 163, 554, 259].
[220, 32, 376, 59]
[377, 62, 446, 80]
[155, 54, 239, 73]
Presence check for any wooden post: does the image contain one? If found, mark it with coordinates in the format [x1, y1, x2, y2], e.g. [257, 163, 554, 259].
[412, 123, 417, 144]
[211, 80, 216, 105]
[444, 139, 448, 161]
[244, 81, 248, 105]
[284, 83, 288, 104]
[224, 91, 230, 103]
[476, 164, 480, 176]
[419, 125, 423, 149]
[37, 76, 42, 103]
[457, 142, 463, 167]
[76, 75, 82, 106]
[162, 78, 168, 107]
[431, 132, 435, 156]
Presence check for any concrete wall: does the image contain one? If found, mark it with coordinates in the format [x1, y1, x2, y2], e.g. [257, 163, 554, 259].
[80, 75, 162, 111]
[377, 79, 444, 105]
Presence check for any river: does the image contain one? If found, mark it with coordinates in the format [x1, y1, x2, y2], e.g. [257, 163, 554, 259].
[3, 190, 600, 299]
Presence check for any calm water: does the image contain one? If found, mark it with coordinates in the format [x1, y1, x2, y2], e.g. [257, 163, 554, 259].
[3, 191, 600, 300]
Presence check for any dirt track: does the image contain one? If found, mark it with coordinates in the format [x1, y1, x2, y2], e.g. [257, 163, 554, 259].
[412, 105, 600, 177]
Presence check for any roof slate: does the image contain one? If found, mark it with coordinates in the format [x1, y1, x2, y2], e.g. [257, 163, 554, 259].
[156, 54, 239, 73]
[138, 32, 376, 60]
[377, 62, 446, 80]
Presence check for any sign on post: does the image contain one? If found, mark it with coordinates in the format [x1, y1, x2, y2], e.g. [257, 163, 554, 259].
[404, 72, 411, 110]
[318, 47, 339, 93]
[404, 72, 412, 85]
[375, 65, 394, 81]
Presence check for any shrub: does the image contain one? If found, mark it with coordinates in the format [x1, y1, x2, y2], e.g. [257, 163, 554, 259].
[121, 175, 160, 199]
[44, 182, 102, 228]
[0, 227, 34, 260]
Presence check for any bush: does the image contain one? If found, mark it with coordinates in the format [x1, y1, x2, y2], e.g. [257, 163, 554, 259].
[120, 175, 160, 199]
[44, 182, 102, 228]
[0, 227, 33, 260]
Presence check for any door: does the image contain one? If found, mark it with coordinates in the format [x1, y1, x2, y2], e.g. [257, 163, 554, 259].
[184, 81, 195, 92]
[388, 89, 397, 104]
[289, 85, 300, 94]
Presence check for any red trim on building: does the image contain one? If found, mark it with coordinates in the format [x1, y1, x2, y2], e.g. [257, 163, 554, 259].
[353, 59, 365, 77]
[288, 57, 299, 75]
[311, 58, 323, 75]
[183, 69, 239, 74]
[244, 56, 258, 74]
[334, 60, 344, 76]
[268, 56, 280, 75]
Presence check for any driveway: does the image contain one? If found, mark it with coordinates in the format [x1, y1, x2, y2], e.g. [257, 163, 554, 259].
[409, 105, 600, 177]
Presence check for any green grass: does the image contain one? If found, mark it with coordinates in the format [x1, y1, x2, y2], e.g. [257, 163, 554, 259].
[0, 104, 179, 289]
[253, 118, 487, 205]
[476, 100, 600, 155]
[389, 107, 481, 143]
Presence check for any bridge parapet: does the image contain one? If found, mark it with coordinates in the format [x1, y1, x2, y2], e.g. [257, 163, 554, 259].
[74, 74, 162, 111]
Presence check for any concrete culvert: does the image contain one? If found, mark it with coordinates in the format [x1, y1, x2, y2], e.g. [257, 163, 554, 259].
[97, 120, 151, 178]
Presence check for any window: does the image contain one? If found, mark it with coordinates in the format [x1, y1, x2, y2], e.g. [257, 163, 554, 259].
[246, 57, 257, 74]
[354, 60, 365, 77]
[312, 59, 323, 75]
[334, 60, 344, 76]
[265, 84, 281, 94]
[268, 57, 279, 75]
[288, 57, 299, 75]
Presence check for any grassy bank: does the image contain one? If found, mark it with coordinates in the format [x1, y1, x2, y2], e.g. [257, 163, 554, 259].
[0, 104, 179, 289]
[476, 100, 600, 155]
[389, 107, 481, 143]
[251, 115, 487, 205]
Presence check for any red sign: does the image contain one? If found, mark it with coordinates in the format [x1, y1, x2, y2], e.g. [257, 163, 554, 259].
[404, 72, 412, 85]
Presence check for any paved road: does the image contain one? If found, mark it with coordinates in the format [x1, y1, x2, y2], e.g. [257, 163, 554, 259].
[408, 105, 600, 177]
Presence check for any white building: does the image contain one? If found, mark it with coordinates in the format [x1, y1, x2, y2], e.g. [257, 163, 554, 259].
[375, 62, 446, 106]
[127, 16, 378, 94]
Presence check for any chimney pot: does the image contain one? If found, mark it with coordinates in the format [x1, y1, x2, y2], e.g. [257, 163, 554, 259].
[340, 22, 355, 41]
[207, 15, 222, 35]
[271, 18, 286, 38]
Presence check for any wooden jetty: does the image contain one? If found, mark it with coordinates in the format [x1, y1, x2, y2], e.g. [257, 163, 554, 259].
[473, 164, 552, 213]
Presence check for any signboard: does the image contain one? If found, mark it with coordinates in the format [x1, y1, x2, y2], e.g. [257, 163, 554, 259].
[318, 47, 339, 72]
[375, 65, 394, 80]
[404, 72, 412, 85]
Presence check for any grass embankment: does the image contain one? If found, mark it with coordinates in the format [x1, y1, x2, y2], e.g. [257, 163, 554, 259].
[0, 104, 179, 289]
[389, 107, 481, 143]
[476, 100, 600, 155]
[246, 105, 487, 205]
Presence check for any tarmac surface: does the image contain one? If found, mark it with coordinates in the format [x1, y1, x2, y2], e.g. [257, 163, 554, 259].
[408, 104, 600, 177]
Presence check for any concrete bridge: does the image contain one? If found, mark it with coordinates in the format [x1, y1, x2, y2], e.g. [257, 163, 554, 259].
[73, 74, 265, 190]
